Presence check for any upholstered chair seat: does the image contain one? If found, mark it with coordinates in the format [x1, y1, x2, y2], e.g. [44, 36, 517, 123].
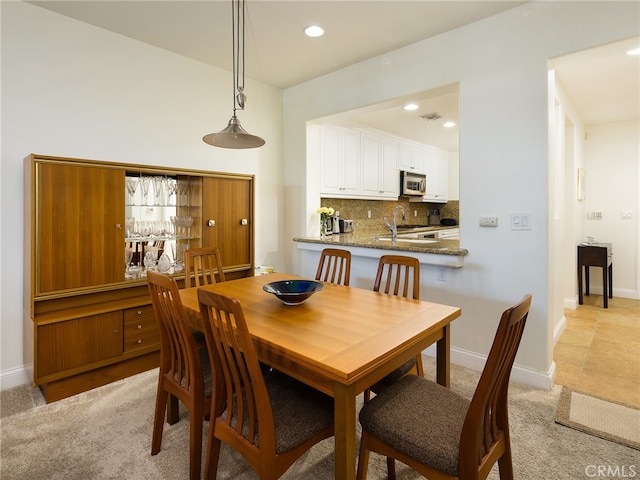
[359, 374, 470, 477]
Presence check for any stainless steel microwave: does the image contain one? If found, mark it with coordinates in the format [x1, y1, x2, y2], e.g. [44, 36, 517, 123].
[400, 171, 426, 196]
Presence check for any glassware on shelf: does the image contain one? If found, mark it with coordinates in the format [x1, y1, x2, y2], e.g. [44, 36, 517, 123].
[124, 246, 133, 278]
[170, 216, 178, 236]
[157, 253, 172, 273]
[125, 177, 139, 205]
[166, 177, 179, 206]
[140, 175, 152, 205]
[185, 216, 193, 239]
[152, 176, 164, 205]
[178, 181, 189, 206]
[144, 246, 158, 271]
[173, 242, 187, 272]
[125, 216, 135, 237]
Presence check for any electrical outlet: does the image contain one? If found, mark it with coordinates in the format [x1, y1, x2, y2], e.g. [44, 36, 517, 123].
[367, 210, 371, 219]
[479, 216, 498, 227]
[437, 268, 446, 282]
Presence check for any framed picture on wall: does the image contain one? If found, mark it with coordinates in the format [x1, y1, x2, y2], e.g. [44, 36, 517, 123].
[577, 168, 585, 201]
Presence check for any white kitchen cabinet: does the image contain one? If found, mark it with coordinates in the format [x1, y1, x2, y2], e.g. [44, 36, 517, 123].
[399, 142, 426, 174]
[381, 137, 400, 196]
[413, 147, 448, 203]
[320, 125, 360, 197]
[361, 133, 399, 199]
[320, 125, 399, 200]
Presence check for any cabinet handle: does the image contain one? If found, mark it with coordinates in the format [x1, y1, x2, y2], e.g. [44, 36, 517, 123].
[240, 218, 248, 226]
[137, 324, 142, 329]
[137, 310, 142, 315]
[137, 339, 142, 344]
[115, 224, 122, 229]
[208, 220, 216, 227]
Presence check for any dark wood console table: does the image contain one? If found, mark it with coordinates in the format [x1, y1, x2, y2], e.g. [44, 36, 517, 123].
[578, 243, 613, 308]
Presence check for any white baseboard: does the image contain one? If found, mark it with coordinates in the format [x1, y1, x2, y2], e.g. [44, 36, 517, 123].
[0, 364, 33, 391]
[554, 314, 567, 346]
[423, 345, 555, 390]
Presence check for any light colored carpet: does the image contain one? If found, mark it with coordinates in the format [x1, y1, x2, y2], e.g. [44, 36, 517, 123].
[555, 386, 640, 451]
[1, 361, 638, 479]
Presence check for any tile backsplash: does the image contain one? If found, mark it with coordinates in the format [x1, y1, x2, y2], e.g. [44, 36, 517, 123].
[320, 198, 459, 235]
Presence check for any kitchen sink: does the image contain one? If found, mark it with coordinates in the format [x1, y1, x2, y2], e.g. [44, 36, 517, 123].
[376, 237, 439, 244]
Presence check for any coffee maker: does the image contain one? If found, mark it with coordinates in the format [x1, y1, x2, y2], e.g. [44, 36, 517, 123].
[428, 208, 441, 226]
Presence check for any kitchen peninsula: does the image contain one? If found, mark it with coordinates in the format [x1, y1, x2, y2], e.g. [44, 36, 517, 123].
[294, 226, 468, 269]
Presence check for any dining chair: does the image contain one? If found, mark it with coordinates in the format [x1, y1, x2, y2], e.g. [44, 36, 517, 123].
[198, 288, 335, 480]
[184, 246, 226, 288]
[356, 294, 532, 480]
[147, 271, 212, 480]
[315, 247, 352, 286]
[364, 254, 423, 401]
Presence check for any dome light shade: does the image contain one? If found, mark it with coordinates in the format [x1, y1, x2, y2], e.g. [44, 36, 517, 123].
[203, 116, 265, 149]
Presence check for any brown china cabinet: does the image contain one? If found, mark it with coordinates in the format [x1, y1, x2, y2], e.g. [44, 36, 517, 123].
[24, 154, 255, 402]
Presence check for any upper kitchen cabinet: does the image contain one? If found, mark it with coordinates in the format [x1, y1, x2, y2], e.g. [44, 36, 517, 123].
[361, 132, 399, 199]
[319, 124, 399, 200]
[406, 145, 449, 204]
[319, 124, 360, 197]
[423, 147, 449, 203]
[399, 142, 426, 175]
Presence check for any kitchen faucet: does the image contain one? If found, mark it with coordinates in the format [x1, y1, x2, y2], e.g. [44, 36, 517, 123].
[384, 205, 407, 243]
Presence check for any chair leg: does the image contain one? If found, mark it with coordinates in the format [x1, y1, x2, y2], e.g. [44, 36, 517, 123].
[497, 442, 514, 480]
[364, 389, 372, 402]
[167, 394, 179, 425]
[204, 425, 222, 480]
[189, 403, 203, 480]
[356, 433, 371, 480]
[151, 384, 169, 455]
[386, 456, 397, 480]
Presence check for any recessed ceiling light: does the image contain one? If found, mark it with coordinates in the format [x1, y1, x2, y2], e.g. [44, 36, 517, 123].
[443, 121, 456, 128]
[627, 47, 640, 55]
[304, 25, 324, 38]
[403, 104, 419, 111]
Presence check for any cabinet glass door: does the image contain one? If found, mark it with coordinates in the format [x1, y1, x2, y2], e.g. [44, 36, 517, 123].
[124, 173, 180, 277]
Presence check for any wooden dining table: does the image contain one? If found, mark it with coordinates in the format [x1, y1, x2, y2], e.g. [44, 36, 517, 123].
[179, 272, 461, 480]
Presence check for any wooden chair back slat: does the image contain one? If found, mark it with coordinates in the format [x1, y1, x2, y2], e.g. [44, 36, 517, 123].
[184, 247, 226, 288]
[315, 248, 352, 286]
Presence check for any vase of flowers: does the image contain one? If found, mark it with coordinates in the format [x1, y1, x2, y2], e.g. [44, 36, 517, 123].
[316, 206, 334, 238]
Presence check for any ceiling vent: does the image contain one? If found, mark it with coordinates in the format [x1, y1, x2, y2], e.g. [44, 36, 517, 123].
[420, 112, 442, 121]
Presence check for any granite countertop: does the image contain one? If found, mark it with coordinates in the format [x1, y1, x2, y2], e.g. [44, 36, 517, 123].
[293, 226, 468, 257]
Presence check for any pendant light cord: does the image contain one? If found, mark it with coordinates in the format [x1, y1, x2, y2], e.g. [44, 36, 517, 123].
[232, 0, 246, 114]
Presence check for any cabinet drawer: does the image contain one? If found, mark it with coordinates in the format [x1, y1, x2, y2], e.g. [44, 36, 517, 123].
[124, 305, 160, 352]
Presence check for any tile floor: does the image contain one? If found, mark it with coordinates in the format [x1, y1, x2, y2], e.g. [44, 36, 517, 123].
[554, 295, 640, 408]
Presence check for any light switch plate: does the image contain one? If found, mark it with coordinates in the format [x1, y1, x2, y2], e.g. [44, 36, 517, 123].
[511, 213, 531, 230]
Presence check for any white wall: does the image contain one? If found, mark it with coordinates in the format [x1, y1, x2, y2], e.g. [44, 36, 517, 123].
[583, 120, 640, 298]
[0, 2, 285, 388]
[282, 1, 639, 386]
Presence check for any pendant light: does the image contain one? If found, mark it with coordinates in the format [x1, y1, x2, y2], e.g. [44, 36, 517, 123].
[203, 0, 265, 149]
